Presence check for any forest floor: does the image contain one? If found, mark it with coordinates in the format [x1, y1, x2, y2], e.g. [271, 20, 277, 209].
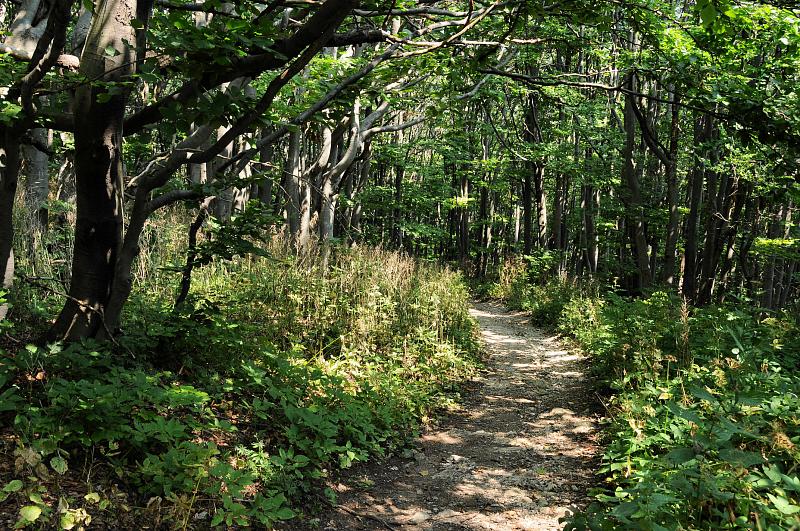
[302, 301, 601, 530]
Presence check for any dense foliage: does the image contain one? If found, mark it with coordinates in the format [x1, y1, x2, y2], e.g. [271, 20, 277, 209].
[0, 0, 797, 528]
[0, 218, 479, 528]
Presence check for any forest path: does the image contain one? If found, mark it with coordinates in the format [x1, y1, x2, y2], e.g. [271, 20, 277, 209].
[309, 301, 600, 531]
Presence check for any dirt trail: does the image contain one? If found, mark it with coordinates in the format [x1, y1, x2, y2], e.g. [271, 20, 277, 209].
[309, 301, 600, 530]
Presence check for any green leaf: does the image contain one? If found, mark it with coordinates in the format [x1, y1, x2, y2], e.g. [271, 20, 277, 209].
[3, 480, 23, 493]
[60, 512, 78, 530]
[50, 456, 68, 475]
[19, 505, 42, 523]
[782, 475, 800, 492]
[666, 402, 702, 424]
[700, 2, 717, 28]
[275, 507, 295, 520]
[664, 447, 696, 465]
[767, 493, 800, 515]
[718, 448, 763, 467]
[0, 480, 23, 502]
[210, 511, 225, 526]
[688, 384, 717, 404]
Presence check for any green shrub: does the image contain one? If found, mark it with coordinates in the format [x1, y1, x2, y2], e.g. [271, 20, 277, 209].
[0, 237, 481, 528]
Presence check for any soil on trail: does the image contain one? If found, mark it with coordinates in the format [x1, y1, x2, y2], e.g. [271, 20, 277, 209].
[306, 301, 600, 531]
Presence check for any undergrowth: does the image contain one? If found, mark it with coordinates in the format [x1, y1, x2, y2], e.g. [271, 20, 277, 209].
[0, 213, 480, 529]
[490, 260, 800, 530]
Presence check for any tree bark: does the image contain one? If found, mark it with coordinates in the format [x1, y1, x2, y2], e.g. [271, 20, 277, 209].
[581, 183, 599, 275]
[285, 130, 302, 239]
[661, 90, 680, 285]
[49, 0, 141, 341]
[620, 84, 652, 293]
[521, 175, 533, 255]
[22, 128, 51, 229]
[0, 128, 21, 322]
[682, 114, 711, 302]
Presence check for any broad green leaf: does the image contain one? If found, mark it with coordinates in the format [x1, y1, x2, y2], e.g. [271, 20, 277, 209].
[767, 493, 800, 515]
[19, 505, 42, 522]
[50, 456, 68, 475]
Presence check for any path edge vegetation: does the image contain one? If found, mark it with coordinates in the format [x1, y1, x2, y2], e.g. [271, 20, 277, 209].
[0, 240, 483, 529]
[483, 261, 800, 530]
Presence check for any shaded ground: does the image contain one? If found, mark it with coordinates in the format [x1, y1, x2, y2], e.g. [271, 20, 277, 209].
[301, 301, 600, 530]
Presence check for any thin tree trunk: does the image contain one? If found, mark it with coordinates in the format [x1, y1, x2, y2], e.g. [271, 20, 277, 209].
[175, 200, 212, 307]
[285, 130, 302, 238]
[23, 128, 51, 229]
[534, 162, 548, 248]
[522, 176, 533, 255]
[682, 114, 710, 302]
[582, 184, 598, 275]
[661, 91, 680, 285]
[621, 84, 652, 293]
[0, 128, 21, 322]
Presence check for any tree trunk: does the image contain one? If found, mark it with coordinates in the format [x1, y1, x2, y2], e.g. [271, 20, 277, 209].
[0, 128, 21, 322]
[661, 91, 680, 285]
[285, 130, 302, 238]
[681, 115, 710, 301]
[581, 183, 598, 275]
[23, 128, 51, 229]
[458, 171, 470, 267]
[534, 162, 548, 248]
[256, 134, 274, 206]
[621, 85, 652, 293]
[49, 0, 140, 341]
[522, 175, 533, 255]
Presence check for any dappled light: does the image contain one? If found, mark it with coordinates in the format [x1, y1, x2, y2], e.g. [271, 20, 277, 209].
[318, 302, 598, 530]
[0, 0, 797, 528]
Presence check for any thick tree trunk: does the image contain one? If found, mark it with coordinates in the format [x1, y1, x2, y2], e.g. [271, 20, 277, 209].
[49, 0, 140, 341]
[523, 91, 546, 251]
